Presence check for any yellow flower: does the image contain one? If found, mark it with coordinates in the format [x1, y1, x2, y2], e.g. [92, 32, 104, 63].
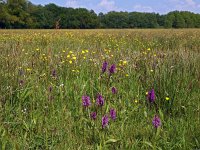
[67, 55, 70, 58]
[83, 56, 86, 59]
[36, 48, 39, 51]
[26, 68, 32, 71]
[72, 56, 76, 60]
[165, 97, 170, 101]
[147, 48, 151, 51]
[69, 51, 73, 54]
[123, 61, 127, 65]
[82, 50, 85, 54]
[150, 69, 154, 72]
[143, 52, 147, 55]
[72, 70, 75, 72]
[85, 50, 89, 53]
[69, 60, 73, 64]
[146, 92, 148, 95]
[125, 74, 129, 77]
[134, 100, 138, 103]
[62, 50, 66, 53]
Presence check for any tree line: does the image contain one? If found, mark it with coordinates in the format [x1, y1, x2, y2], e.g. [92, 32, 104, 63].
[1, 0, 200, 29]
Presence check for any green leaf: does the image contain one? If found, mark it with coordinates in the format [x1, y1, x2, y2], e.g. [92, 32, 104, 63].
[159, 109, 164, 121]
[105, 139, 120, 144]
[143, 141, 154, 149]
[155, 127, 161, 139]
[144, 110, 147, 118]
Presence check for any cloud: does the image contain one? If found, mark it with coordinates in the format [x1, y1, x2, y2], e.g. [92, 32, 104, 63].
[133, 4, 153, 12]
[169, 0, 198, 9]
[98, 0, 118, 12]
[66, 0, 79, 8]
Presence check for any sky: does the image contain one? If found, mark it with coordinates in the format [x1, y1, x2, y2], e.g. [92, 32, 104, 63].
[30, 0, 200, 14]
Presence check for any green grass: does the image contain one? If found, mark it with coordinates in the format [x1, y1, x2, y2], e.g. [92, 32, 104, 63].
[0, 29, 200, 149]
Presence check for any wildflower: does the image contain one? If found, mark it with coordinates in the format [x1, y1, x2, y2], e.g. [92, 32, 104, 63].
[72, 56, 76, 60]
[125, 74, 129, 77]
[26, 68, 32, 71]
[110, 108, 116, 120]
[150, 69, 154, 72]
[152, 115, 161, 128]
[134, 99, 138, 103]
[19, 80, 24, 86]
[147, 89, 155, 103]
[165, 97, 170, 101]
[49, 86, 53, 92]
[109, 64, 116, 75]
[147, 48, 151, 51]
[111, 87, 117, 94]
[67, 55, 70, 58]
[102, 115, 109, 128]
[69, 60, 73, 64]
[52, 69, 56, 77]
[123, 61, 127, 65]
[82, 96, 91, 107]
[90, 112, 97, 120]
[102, 61, 108, 74]
[82, 50, 85, 54]
[96, 94, 104, 106]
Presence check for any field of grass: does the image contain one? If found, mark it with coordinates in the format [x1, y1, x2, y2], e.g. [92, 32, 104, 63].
[0, 29, 200, 149]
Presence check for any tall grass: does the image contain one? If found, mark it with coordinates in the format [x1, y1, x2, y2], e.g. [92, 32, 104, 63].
[0, 29, 200, 149]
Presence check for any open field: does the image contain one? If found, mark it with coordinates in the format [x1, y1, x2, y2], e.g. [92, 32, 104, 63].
[0, 29, 200, 149]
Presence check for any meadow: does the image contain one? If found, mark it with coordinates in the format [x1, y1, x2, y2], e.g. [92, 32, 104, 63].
[0, 29, 200, 149]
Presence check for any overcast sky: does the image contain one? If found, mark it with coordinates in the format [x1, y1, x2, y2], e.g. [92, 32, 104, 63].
[30, 0, 200, 14]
